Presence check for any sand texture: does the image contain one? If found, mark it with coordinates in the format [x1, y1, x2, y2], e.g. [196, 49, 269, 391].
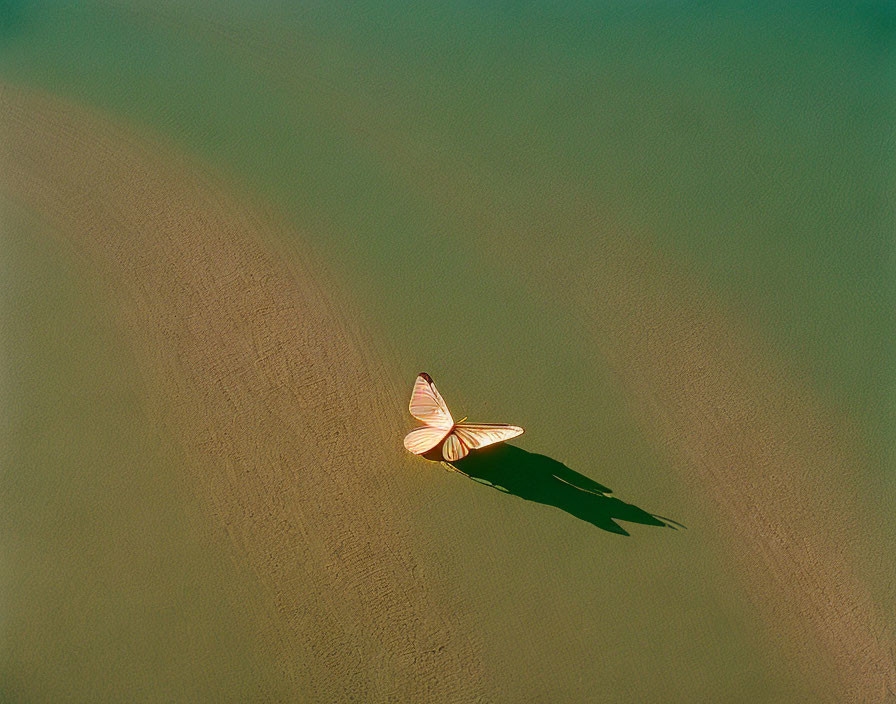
[580, 240, 896, 702]
[2, 74, 893, 702]
[0, 83, 487, 703]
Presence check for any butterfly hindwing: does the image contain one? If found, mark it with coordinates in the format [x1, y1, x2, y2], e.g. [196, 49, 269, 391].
[409, 372, 454, 430]
[404, 426, 452, 455]
[442, 432, 469, 461]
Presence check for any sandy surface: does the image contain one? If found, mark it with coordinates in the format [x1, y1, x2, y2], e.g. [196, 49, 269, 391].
[579, 239, 896, 702]
[0, 83, 487, 703]
[2, 78, 893, 702]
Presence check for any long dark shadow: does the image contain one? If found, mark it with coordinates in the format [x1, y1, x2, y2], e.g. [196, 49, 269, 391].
[441, 444, 683, 536]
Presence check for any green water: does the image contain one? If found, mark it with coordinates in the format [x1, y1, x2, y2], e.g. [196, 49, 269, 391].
[1, 2, 892, 700]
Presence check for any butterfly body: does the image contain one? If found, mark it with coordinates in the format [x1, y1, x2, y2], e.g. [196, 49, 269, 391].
[403, 372, 524, 462]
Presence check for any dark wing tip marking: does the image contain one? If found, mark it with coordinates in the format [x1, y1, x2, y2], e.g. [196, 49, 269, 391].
[418, 371, 433, 382]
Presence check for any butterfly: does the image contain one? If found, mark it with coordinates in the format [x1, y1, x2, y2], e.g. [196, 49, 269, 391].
[403, 372, 524, 462]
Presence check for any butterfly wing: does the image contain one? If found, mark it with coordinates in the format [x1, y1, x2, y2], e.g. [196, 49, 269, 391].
[442, 432, 469, 461]
[407, 373, 523, 461]
[453, 423, 524, 450]
[409, 372, 454, 430]
[404, 426, 452, 455]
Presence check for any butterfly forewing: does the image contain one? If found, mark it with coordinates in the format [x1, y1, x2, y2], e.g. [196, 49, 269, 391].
[409, 372, 454, 430]
[404, 426, 452, 455]
[453, 423, 524, 450]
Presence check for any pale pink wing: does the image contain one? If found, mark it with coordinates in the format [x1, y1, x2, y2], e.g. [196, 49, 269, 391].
[404, 426, 451, 455]
[442, 432, 469, 461]
[453, 423, 524, 450]
[408, 372, 454, 429]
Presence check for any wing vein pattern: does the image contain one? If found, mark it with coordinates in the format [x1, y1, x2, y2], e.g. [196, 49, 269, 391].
[405, 373, 524, 461]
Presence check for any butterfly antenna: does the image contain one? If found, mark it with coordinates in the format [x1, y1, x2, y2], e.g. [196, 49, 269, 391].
[441, 461, 473, 479]
[553, 475, 609, 497]
[653, 513, 687, 530]
[441, 461, 511, 493]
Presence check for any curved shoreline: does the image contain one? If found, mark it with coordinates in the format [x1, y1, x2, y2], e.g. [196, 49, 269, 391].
[2, 79, 892, 702]
[0, 83, 488, 703]
[579, 240, 895, 702]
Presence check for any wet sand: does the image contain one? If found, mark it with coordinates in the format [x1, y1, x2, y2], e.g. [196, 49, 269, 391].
[0, 83, 488, 702]
[2, 79, 893, 702]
